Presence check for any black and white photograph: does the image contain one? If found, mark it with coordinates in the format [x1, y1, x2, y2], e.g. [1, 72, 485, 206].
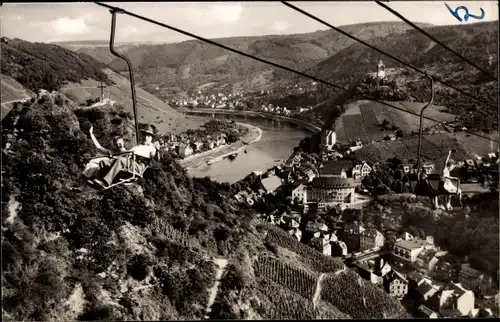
[1, 0, 499, 320]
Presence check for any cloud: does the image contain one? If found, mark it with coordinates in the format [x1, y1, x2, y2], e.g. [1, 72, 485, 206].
[207, 3, 243, 23]
[51, 17, 89, 35]
[121, 26, 140, 38]
[271, 21, 290, 32]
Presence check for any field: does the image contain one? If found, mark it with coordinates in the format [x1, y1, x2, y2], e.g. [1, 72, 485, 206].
[454, 130, 499, 156]
[320, 270, 410, 319]
[353, 133, 470, 170]
[1, 75, 35, 117]
[1, 75, 34, 102]
[334, 100, 456, 145]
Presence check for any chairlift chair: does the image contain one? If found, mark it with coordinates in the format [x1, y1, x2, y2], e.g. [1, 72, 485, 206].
[86, 151, 151, 190]
[80, 9, 150, 191]
[411, 76, 462, 208]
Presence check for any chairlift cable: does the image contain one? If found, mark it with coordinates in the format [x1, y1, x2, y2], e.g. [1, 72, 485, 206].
[93, 2, 499, 144]
[375, 0, 497, 82]
[282, 1, 495, 108]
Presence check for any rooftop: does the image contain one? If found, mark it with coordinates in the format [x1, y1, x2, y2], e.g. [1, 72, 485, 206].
[261, 175, 282, 192]
[319, 160, 353, 176]
[440, 308, 463, 317]
[417, 249, 437, 261]
[395, 238, 427, 251]
[361, 228, 382, 238]
[418, 305, 436, 317]
[391, 268, 408, 282]
[344, 222, 365, 234]
[309, 177, 356, 188]
[459, 264, 482, 278]
[416, 280, 439, 296]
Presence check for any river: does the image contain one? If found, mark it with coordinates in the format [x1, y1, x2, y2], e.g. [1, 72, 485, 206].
[186, 114, 312, 183]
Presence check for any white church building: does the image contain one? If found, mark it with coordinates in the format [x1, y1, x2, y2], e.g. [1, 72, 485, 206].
[321, 130, 336, 151]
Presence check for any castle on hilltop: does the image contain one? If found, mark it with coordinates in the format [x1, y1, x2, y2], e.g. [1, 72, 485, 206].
[377, 60, 386, 80]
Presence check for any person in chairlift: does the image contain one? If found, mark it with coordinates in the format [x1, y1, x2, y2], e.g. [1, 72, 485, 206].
[92, 125, 160, 188]
[76, 125, 127, 189]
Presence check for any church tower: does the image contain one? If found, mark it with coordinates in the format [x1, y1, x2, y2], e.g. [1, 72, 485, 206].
[377, 60, 386, 79]
[321, 130, 336, 151]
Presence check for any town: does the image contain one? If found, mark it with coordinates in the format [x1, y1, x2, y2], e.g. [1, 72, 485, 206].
[157, 119, 248, 159]
[224, 128, 500, 318]
[167, 81, 320, 118]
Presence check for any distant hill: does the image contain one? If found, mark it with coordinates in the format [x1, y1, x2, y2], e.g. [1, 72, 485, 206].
[74, 22, 431, 97]
[304, 21, 498, 128]
[0, 38, 204, 134]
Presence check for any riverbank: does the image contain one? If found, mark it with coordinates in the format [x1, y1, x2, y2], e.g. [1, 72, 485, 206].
[179, 122, 263, 169]
[179, 108, 322, 133]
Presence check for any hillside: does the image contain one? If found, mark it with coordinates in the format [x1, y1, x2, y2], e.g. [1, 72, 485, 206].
[75, 22, 430, 98]
[304, 21, 498, 128]
[1, 94, 409, 320]
[1, 75, 35, 117]
[0, 38, 204, 134]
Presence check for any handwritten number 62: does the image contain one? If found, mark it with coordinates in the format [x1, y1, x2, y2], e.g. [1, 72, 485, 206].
[444, 2, 485, 22]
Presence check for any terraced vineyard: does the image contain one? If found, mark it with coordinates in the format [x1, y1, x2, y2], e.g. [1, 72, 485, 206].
[359, 104, 384, 142]
[255, 256, 317, 299]
[256, 278, 320, 320]
[263, 224, 345, 274]
[320, 270, 410, 319]
[334, 100, 457, 145]
[343, 114, 370, 143]
[353, 133, 469, 165]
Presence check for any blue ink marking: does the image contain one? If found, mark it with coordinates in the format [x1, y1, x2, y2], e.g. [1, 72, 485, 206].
[444, 2, 485, 22]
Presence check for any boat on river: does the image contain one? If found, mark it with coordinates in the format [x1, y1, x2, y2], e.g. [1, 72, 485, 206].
[227, 152, 238, 160]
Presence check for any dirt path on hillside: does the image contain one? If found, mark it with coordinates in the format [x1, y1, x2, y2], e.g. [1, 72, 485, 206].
[312, 273, 325, 309]
[205, 258, 229, 318]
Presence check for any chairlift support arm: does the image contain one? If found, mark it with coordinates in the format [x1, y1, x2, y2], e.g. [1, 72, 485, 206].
[109, 8, 140, 145]
[416, 75, 434, 171]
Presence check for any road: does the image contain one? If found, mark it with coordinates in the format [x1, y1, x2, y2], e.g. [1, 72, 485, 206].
[1, 86, 99, 107]
[1, 85, 171, 119]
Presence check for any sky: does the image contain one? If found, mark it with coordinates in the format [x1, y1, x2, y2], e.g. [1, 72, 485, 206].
[1, 1, 498, 43]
